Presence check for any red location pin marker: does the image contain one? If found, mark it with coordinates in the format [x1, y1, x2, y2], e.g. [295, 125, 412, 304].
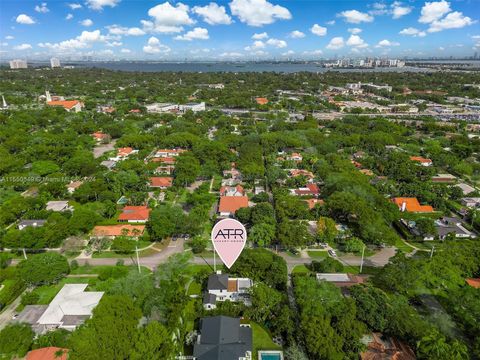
[211, 219, 247, 269]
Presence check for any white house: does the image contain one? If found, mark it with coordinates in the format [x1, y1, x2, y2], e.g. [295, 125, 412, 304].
[461, 197, 480, 208]
[203, 272, 253, 310]
[179, 102, 206, 112]
[17, 284, 104, 334]
[46, 201, 73, 212]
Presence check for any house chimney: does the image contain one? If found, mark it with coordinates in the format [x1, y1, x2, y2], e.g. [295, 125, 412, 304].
[46, 90, 52, 102]
[401, 201, 407, 212]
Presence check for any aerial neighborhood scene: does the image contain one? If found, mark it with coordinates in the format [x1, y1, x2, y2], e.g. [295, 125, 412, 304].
[0, 0, 480, 359]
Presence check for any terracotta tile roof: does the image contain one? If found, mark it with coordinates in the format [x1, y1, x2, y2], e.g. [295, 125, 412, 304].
[305, 198, 325, 209]
[26, 347, 69, 360]
[392, 197, 434, 213]
[92, 224, 145, 237]
[255, 97, 269, 105]
[129, 109, 141, 113]
[47, 100, 82, 109]
[466, 278, 480, 288]
[150, 177, 173, 188]
[118, 147, 133, 157]
[92, 132, 108, 140]
[118, 206, 150, 221]
[227, 279, 238, 292]
[289, 169, 314, 178]
[218, 196, 249, 214]
[151, 156, 176, 164]
[410, 156, 432, 164]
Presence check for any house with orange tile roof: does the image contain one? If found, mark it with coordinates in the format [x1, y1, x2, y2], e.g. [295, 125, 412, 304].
[287, 152, 303, 162]
[291, 183, 320, 197]
[91, 131, 110, 143]
[410, 156, 433, 167]
[218, 196, 249, 217]
[466, 278, 480, 288]
[66, 180, 83, 194]
[392, 197, 434, 213]
[118, 206, 150, 223]
[255, 97, 269, 105]
[150, 176, 173, 189]
[289, 169, 314, 180]
[360, 333, 415, 360]
[305, 198, 325, 209]
[203, 272, 253, 310]
[91, 224, 145, 239]
[26, 347, 69, 360]
[117, 147, 138, 158]
[47, 100, 84, 112]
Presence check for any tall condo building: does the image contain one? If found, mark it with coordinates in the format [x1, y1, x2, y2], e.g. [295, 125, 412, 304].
[9, 59, 28, 69]
[50, 58, 61, 68]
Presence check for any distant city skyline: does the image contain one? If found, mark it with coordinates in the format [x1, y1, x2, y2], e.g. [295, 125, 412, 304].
[0, 0, 479, 61]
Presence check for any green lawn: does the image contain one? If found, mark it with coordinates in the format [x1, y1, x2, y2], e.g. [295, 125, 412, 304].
[291, 265, 311, 274]
[307, 250, 328, 258]
[187, 281, 202, 296]
[32, 277, 91, 305]
[251, 322, 281, 360]
[71, 265, 151, 275]
[394, 238, 416, 253]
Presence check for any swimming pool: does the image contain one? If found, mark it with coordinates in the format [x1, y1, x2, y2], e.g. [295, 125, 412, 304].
[258, 350, 284, 360]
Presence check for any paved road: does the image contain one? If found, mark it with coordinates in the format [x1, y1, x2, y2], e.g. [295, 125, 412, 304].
[0, 290, 26, 330]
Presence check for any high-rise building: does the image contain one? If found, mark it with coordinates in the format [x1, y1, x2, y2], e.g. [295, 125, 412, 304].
[9, 59, 28, 69]
[50, 58, 61, 68]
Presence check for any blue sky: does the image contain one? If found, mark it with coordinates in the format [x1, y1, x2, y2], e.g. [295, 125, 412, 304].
[0, 0, 479, 60]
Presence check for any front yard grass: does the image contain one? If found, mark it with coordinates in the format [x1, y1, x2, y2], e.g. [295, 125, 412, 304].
[251, 322, 281, 360]
[307, 250, 328, 258]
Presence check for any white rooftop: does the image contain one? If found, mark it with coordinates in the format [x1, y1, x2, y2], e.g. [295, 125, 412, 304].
[457, 183, 476, 195]
[316, 273, 351, 282]
[37, 284, 104, 326]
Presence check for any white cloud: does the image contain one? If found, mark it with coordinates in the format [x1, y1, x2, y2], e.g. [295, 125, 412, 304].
[175, 27, 209, 41]
[472, 35, 480, 40]
[16, 14, 36, 25]
[303, 49, 323, 56]
[252, 32, 268, 39]
[310, 24, 327, 36]
[266, 38, 287, 48]
[326, 36, 344, 50]
[0, 42, 8, 47]
[5, 36, 14, 40]
[369, 2, 388, 15]
[439, 46, 444, 50]
[107, 25, 145, 36]
[376, 39, 400, 47]
[326, 20, 335, 25]
[282, 50, 294, 56]
[143, 36, 171, 54]
[66, 13, 73, 20]
[346, 34, 368, 48]
[80, 19, 93, 27]
[289, 30, 305, 38]
[193, 3, 232, 25]
[391, 2, 412, 19]
[14, 43, 32, 50]
[38, 29, 107, 51]
[145, 2, 194, 33]
[427, 11, 474, 32]
[86, 0, 120, 10]
[348, 27, 362, 34]
[419, 0, 451, 23]
[399, 27, 426, 37]
[35, 3, 49, 13]
[338, 10, 373, 24]
[219, 52, 243, 57]
[245, 40, 265, 51]
[68, 3, 82, 9]
[229, 0, 291, 27]
[120, 48, 131, 53]
[106, 41, 122, 47]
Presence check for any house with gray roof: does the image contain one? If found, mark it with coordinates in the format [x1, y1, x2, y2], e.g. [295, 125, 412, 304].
[193, 316, 252, 360]
[203, 272, 252, 310]
[18, 219, 47, 230]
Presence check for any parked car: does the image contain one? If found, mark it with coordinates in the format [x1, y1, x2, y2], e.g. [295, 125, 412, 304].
[319, 243, 328, 249]
[328, 249, 337, 257]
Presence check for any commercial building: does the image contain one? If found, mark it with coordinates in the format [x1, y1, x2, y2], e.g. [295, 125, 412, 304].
[9, 59, 28, 69]
[50, 58, 61, 68]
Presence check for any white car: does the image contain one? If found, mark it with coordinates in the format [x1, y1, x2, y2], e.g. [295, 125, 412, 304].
[328, 250, 337, 257]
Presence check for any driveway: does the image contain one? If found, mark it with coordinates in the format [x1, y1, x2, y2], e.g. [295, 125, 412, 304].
[0, 290, 25, 330]
[338, 247, 397, 267]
